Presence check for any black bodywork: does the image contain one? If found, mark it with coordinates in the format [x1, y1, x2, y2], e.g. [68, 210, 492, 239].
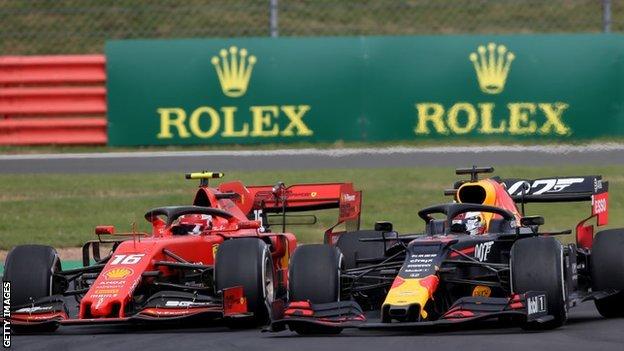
[270, 167, 615, 333]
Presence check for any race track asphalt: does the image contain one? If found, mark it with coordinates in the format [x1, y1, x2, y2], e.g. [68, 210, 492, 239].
[2, 144, 624, 173]
[11, 302, 624, 351]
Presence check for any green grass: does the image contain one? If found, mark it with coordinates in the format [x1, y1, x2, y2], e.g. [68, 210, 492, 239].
[1, 165, 624, 250]
[2, 137, 624, 155]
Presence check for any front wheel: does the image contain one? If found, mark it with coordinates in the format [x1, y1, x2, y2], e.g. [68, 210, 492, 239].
[511, 237, 567, 330]
[288, 244, 343, 335]
[215, 238, 275, 326]
[3, 245, 62, 332]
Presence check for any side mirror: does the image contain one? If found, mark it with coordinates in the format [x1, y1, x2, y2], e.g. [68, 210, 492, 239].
[521, 216, 545, 227]
[375, 221, 393, 232]
[237, 221, 261, 230]
[95, 225, 115, 235]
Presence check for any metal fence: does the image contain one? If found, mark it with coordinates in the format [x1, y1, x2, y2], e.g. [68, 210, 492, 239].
[0, 0, 621, 55]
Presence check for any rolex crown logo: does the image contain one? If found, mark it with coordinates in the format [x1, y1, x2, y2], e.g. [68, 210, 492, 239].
[469, 43, 515, 95]
[211, 46, 256, 98]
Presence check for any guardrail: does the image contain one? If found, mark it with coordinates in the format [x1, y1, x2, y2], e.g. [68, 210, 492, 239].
[0, 55, 107, 145]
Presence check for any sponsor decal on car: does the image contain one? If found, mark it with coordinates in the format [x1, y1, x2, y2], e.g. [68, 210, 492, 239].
[507, 178, 585, 196]
[103, 267, 134, 280]
[94, 289, 120, 295]
[474, 241, 494, 262]
[527, 294, 547, 315]
[14, 306, 53, 313]
[164, 301, 214, 308]
[472, 286, 492, 297]
[342, 193, 356, 202]
[404, 253, 437, 278]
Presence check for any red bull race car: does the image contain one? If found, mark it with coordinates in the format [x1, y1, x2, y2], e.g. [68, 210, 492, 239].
[270, 166, 623, 334]
[2, 172, 361, 332]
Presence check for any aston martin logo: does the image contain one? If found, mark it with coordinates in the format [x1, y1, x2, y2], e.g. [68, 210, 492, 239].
[469, 43, 514, 94]
[211, 46, 257, 98]
[104, 267, 133, 280]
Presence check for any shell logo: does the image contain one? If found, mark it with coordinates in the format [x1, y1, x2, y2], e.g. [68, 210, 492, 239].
[104, 267, 134, 280]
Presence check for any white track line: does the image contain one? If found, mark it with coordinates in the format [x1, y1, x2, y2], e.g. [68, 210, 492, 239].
[2, 143, 624, 161]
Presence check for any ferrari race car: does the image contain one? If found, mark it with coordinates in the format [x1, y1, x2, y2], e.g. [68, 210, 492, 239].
[270, 166, 623, 334]
[1, 172, 361, 332]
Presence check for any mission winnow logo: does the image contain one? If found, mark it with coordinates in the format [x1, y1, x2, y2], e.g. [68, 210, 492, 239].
[415, 42, 571, 137]
[156, 46, 313, 141]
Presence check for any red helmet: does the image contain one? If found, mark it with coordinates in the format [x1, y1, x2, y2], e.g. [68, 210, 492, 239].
[171, 214, 212, 235]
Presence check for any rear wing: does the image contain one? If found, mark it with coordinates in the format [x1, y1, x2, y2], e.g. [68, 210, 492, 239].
[502, 176, 608, 226]
[215, 181, 362, 234]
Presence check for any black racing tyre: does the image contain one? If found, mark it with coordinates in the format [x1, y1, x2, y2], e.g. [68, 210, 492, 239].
[215, 238, 275, 326]
[288, 244, 342, 335]
[510, 237, 567, 330]
[3, 245, 61, 306]
[590, 229, 624, 318]
[336, 230, 385, 269]
[289, 244, 342, 303]
[3, 245, 61, 333]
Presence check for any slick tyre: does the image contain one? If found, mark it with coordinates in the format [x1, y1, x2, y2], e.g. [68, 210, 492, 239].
[3, 245, 61, 333]
[288, 244, 343, 335]
[590, 229, 624, 318]
[215, 238, 275, 326]
[511, 237, 567, 330]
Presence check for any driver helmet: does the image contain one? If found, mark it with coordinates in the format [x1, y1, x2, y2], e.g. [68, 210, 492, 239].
[171, 214, 212, 235]
[452, 211, 486, 235]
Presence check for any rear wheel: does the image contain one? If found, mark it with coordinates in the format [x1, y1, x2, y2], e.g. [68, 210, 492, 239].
[215, 238, 275, 326]
[590, 229, 624, 318]
[288, 244, 342, 334]
[3, 245, 61, 332]
[511, 237, 567, 330]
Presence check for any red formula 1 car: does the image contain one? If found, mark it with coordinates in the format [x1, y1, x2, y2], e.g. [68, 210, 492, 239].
[270, 166, 623, 334]
[1, 172, 361, 332]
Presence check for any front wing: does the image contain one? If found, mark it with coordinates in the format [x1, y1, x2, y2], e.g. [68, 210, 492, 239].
[4, 286, 249, 330]
[269, 291, 551, 332]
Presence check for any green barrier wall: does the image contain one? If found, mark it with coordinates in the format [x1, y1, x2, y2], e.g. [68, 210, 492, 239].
[106, 35, 624, 146]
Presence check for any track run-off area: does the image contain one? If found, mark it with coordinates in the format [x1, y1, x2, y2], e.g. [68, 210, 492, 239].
[3, 144, 624, 173]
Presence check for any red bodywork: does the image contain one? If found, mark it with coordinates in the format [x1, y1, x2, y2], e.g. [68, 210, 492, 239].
[9, 179, 361, 327]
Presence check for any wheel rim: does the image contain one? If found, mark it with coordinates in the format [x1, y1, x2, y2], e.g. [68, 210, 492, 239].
[263, 253, 275, 306]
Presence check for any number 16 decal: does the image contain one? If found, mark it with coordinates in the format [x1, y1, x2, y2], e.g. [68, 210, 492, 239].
[110, 254, 145, 265]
